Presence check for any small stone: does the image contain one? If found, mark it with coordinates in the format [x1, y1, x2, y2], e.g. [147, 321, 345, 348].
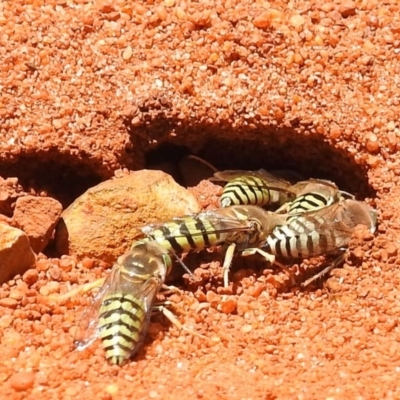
[105, 384, 119, 395]
[176, 7, 186, 20]
[194, 289, 207, 302]
[100, 4, 115, 13]
[290, 14, 305, 28]
[241, 324, 253, 333]
[122, 46, 133, 61]
[106, 12, 120, 22]
[339, 1, 357, 18]
[52, 118, 63, 130]
[206, 290, 221, 307]
[0, 297, 19, 308]
[330, 125, 342, 139]
[386, 243, 398, 257]
[22, 269, 39, 286]
[59, 258, 74, 272]
[253, 9, 283, 29]
[366, 133, 379, 153]
[9, 371, 35, 391]
[219, 298, 237, 314]
[9, 288, 24, 300]
[36, 259, 50, 272]
[156, 6, 167, 21]
[0, 314, 13, 328]
[81, 257, 95, 269]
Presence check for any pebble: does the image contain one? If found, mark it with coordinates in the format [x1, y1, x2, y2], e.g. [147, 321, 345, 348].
[219, 298, 237, 314]
[9, 371, 35, 391]
[122, 46, 132, 61]
[22, 269, 39, 286]
[0, 298, 18, 308]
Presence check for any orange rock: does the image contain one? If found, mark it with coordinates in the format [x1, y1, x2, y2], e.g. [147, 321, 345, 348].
[219, 297, 237, 314]
[55, 170, 200, 263]
[9, 371, 35, 391]
[12, 195, 63, 253]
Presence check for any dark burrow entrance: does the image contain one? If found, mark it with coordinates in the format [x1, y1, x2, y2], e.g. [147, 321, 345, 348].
[0, 129, 375, 210]
[145, 136, 375, 200]
[0, 153, 103, 210]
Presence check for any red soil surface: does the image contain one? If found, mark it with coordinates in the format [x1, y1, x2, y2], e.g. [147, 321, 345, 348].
[1, 1, 400, 399]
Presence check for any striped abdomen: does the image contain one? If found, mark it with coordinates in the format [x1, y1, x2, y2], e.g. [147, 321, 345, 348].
[98, 293, 146, 365]
[287, 192, 335, 222]
[145, 217, 226, 254]
[264, 215, 341, 259]
[220, 176, 280, 207]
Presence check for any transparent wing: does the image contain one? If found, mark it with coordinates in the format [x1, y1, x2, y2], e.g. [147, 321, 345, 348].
[290, 178, 339, 193]
[74, 265, 160, 352]
[74, 268, 119, 350]
[212, 169, 293, 192]
[141, 209, 255, 241]
[110, 276, 162, 357]
[285, 202, 357, 255]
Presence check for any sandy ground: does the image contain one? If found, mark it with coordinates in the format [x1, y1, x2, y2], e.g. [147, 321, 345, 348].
[1, 1, 400, 399]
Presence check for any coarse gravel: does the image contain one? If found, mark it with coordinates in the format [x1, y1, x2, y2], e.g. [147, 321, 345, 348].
[1, 1, 400, 399]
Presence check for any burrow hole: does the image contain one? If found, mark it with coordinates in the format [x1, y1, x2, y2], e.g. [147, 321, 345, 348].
[0, 129, 375, 212]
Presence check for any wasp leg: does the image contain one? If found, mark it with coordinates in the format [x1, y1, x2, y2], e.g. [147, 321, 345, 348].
[275, 202, 292, 214]
[153, 303, 208, 340]
[222, 243, 236, 288]
[241, 247, 289, 271]
[241, 248, 297, 286]
[302, 253, 346, 287]
[44, 278, 106, 304]
[160, 284, 182, 296]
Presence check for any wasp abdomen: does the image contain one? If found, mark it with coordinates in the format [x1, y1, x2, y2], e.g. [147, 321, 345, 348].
[265, 216, 338, 259]
[98, 293, 145, 365]
[220, 176, 278, 207]
[146, 218, 223, 253]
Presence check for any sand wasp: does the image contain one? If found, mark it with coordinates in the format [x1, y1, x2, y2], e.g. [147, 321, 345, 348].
[243, 199, 377, 286]
[212, 169, 296, 208]
[140, 205, 287, 287]
[47, 240, 204, 365]
[276, 179, 355, 219]
[213, 168, 354, 214]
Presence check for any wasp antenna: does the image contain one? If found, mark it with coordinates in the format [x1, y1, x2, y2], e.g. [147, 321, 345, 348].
[170, 248, 194, 276]
[339, 190, 356, 200]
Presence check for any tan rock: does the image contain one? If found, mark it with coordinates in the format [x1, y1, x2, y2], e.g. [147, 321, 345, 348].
[55, 170, 200, 263]
[12, 196, 63, 253]
[0, 223, 36, 284]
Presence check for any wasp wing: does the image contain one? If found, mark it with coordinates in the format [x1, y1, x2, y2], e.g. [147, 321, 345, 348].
[109, 275, 163, 359]
[289, 178, 340, 194]
[284, 201, 358, 256]
[74, 268, 119, 350]
[141, 209, 255, 240]
[74, 264, 162, 353]
[212, 169, 294, 194]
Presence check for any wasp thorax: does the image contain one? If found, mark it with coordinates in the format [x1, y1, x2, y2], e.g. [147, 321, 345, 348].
[118, 243, 170, 281]
[342, 199, 377, 234]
